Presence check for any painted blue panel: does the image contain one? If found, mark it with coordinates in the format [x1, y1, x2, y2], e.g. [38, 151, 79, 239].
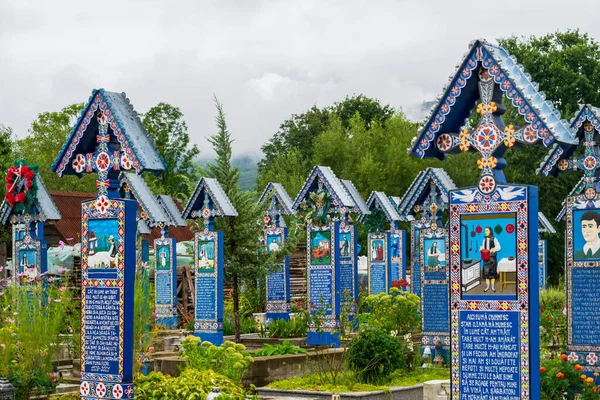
[309, 268, 334, 314]
[368, 232, 388, 294]
[571, 267, 600, 346]
[83, 286, 121, 374]
[265, 227, 290, 321]
[307, 222, 340, 347]
[194, 231, 224, 345]
[155, 237, 178, 328]
[412, 228, 421, 298]
[196, 276, 217, 319]
[80, 198, 136, 398]
[338, 224, 358, 306]
[449, 184, 539, 398]
[422, 284, 449, 332]
[459, 310, 520, 399]
[266, 266, 286, 301]
[369, 264, 387, 294]
[389, 231, 405, 284]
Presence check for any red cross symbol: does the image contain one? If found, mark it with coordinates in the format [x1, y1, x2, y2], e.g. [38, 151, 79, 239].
[112, 383, 124, 399]
[80, 381, 90, 396]
[96, 382, 107, 397]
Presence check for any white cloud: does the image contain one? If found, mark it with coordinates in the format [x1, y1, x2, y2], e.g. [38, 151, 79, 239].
[0, 0, 599, 159]
[247, 72, 302, 100]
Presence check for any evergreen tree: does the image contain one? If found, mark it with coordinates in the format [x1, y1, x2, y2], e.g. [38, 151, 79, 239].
[206, 96, 293, 341]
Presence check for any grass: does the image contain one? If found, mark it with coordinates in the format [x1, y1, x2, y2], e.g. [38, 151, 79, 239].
[267, 368, 450, 393]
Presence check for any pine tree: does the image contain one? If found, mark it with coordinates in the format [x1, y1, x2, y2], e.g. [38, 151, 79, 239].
[206, 96, 270, 341]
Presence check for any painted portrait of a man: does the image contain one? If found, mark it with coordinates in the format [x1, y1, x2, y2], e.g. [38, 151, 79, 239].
[575, 210, 600, 260]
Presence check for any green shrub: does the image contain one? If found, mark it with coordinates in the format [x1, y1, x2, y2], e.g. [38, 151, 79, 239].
[540, 286, 567, 351]
[268, 314, 308, 338]
[0, 281, 77, 399]
[358, 288, 420, 337]
[136, 369, 246, 399]
[180, 336, 253, 384]
[540, 354, 600, 400]
[223, 296, 257, 335]
[346, 329, 407, 383]
[251, 340, 307, 357]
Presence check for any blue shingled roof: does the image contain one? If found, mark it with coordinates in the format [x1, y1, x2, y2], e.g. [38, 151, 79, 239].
[292, 166, 356, 212]
[538, 104, 600, 177]
[157, 195, 188, 227]
[182, 177, 238, 219]
[258, 182, 294, 215]
[119, 172, 169, 226]
[538, 212, 556, 234]
[409, 39, 576, 160]
[340, 180, 370, 218]
[360, 191, 401, 223]
[397, 168, 456, 221]
[52, 89, 166, 176]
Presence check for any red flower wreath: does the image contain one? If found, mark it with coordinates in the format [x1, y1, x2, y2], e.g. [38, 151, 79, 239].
[4, 159, 38, 214]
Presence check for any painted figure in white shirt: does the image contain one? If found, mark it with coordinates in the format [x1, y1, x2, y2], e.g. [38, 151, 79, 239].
[575, 211, 600, 260]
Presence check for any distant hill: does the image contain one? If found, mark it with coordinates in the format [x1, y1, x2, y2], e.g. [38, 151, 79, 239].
[195, 154, 260, 192]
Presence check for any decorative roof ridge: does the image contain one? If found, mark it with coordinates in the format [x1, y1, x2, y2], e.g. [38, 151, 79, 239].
[258, 182, 294, 215]
[157, 195, 188, 227]
[52, 88, 166, 176]
[182, 177, 238, 219]
[119, 172, 169, 226]
[408, 38, 576, 160]
[395, 170, 426, 218]
[538, 212, 556, 234]
[361, 191, 401, 223]
[397, 167, 455, 221]
[291, 166, 356, 211]
[340, 179, 370, 218]
[538, 104, 600, 176]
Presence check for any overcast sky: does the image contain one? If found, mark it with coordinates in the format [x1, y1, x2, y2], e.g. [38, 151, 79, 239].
[1, 0, 599, 159]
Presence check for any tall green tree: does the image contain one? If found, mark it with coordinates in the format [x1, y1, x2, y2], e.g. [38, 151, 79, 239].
[500, 30, 600, 118]
[257, 95, 394, 190]
[207, 97, 284, 341]
[141, 103, 200, 201]
[13, 103, 96, 192]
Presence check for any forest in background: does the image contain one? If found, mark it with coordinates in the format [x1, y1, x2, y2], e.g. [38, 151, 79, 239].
[1, 30, 600, 282]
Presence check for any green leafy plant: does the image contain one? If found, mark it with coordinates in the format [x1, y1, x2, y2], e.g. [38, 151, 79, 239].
[251, 341, 307, 357]
[540, 354, 600, 399]
[223, 296, 257, 336]
[305, 290, 357, 386]
[540, 286, 567, 352]
[346, 329, 407, 383]
[180, 336, 253, 385]
[0, 280, 77, 399]
[136, 369, 246, 399]
[267, 367, 450, 393]
[134, 266, 158, 378]
[268, 313, 308, 338]
[358, 287, 420, 337]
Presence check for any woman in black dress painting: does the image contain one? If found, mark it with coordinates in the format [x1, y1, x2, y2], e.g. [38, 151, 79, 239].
[479, 227, 501, 292]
